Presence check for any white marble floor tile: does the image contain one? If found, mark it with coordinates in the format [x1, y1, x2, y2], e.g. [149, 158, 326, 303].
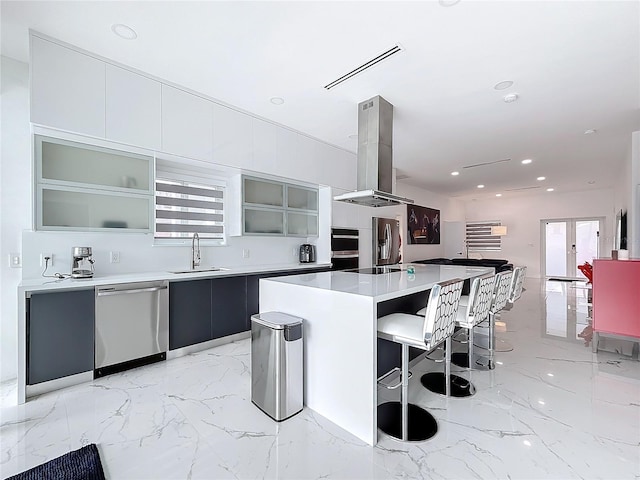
[1, 278, 639, 479]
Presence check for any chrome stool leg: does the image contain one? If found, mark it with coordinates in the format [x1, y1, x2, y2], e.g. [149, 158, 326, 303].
[452, 317, 495, 371]
[421, 336, 476, 397]
[378, 344, 438, 441]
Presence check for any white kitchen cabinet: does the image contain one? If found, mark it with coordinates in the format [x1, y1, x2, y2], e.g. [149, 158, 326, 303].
[35, 135, 153, 232]
[275, 127, 300, 179]
[252, 118, 277, 174]
[30, 35, 106, 138]
[213, 104, 253, 169]
[106, 65, 161, 150]
[241, 175, 318, 237]
[162, 85, 214, 161]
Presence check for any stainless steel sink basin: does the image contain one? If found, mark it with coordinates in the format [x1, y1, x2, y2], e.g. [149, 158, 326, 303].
[169, 267, 229, 274]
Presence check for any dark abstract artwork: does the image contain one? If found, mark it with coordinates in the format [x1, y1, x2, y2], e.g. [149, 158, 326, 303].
[407, 205, 440, 245]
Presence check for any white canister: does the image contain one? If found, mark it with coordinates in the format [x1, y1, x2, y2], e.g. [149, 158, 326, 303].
[618, 249, 629, 260]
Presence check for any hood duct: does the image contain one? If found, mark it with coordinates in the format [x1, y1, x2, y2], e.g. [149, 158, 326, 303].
[334, 95, 414, 207]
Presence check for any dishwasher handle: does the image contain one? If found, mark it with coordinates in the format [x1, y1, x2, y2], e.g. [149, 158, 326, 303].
[97, 285, 168, 297]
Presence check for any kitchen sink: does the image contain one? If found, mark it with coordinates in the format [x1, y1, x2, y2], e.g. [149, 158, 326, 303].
[169, 267, 230, 274]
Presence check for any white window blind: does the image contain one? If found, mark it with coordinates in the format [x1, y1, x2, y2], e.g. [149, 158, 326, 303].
[466, 221, 502, 251]
[155, 177, 224, 240]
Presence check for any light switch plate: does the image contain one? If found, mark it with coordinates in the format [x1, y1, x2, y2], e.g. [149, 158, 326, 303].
[242, 249, 250, 259]
[110, 251, 120, 263]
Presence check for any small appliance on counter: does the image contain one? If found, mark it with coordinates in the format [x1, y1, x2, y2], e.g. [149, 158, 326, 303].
[71, 246, 95, 278]
[299, 244, 316, 263]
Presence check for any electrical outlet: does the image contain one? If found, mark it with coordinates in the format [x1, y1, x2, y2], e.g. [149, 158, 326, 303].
[9, 253, 22, 268]
[40, 253, 53, 267]
[293, 247, 298, 257]
[242, 249, 250, 259]
[110, 251, 120, 263]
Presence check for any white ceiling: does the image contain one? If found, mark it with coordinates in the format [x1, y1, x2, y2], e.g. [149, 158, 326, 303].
[2, 1, 639, 199]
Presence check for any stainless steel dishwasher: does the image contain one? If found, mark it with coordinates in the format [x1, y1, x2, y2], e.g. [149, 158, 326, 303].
[95, 281, 169, 378]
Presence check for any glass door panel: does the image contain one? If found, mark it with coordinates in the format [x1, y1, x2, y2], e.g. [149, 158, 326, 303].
[575, 220, 599, 277]
[545, 221, 567, 277]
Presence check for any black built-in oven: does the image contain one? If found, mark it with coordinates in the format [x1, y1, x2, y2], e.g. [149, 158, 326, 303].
[331, 228, 359, 270]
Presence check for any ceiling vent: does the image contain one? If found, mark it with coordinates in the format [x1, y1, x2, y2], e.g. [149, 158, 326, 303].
[504, 186, 541, 192]
[324, 45, 403, 90]
[463, 158, 511, 169]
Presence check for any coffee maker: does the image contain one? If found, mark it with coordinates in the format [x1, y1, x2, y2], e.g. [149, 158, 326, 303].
[299, 244, 316, 263]
[71, 246, 95, 278]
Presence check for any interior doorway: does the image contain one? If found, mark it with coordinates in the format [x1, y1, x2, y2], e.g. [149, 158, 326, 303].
[541, 218, 604, 280]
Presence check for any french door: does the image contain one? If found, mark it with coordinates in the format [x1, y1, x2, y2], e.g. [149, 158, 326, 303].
[542, 218, 604, 279]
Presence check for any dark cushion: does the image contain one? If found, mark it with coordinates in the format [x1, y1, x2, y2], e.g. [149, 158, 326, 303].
[413, 258, 453, 265]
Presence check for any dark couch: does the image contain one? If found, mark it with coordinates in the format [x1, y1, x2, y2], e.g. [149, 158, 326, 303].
[413, 257, 513, 273]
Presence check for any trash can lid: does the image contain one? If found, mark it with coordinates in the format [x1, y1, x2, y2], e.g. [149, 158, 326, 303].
[251, 311, 303, 330]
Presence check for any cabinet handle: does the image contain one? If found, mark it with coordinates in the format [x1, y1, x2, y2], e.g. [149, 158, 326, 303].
[97, 286, 167, 297]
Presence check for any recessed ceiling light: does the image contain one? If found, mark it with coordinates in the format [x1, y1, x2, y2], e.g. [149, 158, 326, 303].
[494, 80, 514, 90]
[584, 129, 597, 135]
[439, 0, 461, 6]
[503, 93, 519, 103]
[270, 97, 285, 105]
[537, 176, 546, 181]
[348, 134, 358, 139]
[495, 193, 502, 197]
[523, 440, 532, 447]
[521, 159, 532, 165]
[477, 184, 485, 189]
[111, 24, 138, 40]
[546, 188, 554, 192]
[588, 180, 596, 185]
[451, 171, 460, 176]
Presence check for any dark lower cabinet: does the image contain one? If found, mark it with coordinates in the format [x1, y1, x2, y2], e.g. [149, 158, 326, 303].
[27, 289, 94, 385]
[169, 267, 331, 351]
[211, 276, 247, 338]
[169, 279, 213, 350]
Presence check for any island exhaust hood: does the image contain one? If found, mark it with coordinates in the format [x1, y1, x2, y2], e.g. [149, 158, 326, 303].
[333, 95, 414, 207]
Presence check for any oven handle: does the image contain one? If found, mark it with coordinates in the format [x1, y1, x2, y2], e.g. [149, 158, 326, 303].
[332, 251, 359, 259]
[97, 286, 168, 297]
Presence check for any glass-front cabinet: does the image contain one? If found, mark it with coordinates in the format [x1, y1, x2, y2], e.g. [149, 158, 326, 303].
[35, 135, 153, 232]
[241, 176, 318, 237]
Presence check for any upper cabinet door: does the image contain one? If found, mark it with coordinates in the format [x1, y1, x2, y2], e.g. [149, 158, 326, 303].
[30, 36, 106, 138]
[213, 104, 252, 169]
[161, 85, 214, 161]
[106, 65, 161, 150]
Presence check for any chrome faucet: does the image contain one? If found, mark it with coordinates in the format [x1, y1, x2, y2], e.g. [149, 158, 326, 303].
[191, 233, 201, 269]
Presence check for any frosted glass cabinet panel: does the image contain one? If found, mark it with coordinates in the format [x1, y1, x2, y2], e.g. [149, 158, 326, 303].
[40, 187, 150, 231]
[287, 212, 318, 237]
[37, 136, 152, 192]
[244, 208, 284, 235]
[243, 177, 284, 207]
[287, 185, 318, 211]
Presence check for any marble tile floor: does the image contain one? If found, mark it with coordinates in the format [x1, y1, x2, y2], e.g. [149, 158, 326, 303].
[1, 279, 639, 479]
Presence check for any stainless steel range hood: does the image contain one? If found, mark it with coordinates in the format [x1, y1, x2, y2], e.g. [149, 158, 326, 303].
[334, 95, 413, 207]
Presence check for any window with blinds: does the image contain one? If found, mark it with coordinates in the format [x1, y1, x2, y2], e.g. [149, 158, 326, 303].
[466, 221, 503, 251]
[155, 179, 224, 240]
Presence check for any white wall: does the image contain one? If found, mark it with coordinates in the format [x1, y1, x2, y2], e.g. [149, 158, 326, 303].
[630, 131, 640, 258]
[464, 188, 615, 278]
[331, 181, 464, 267]
[0, 57, 32, 382]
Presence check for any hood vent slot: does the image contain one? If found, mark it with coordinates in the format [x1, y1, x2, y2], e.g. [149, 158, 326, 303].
[324, 45, 403, 90]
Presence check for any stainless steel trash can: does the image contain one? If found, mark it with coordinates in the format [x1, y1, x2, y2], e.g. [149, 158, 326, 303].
[251, 312, 303, 421]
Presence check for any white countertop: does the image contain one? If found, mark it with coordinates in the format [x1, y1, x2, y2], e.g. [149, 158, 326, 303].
[18, 263, 331, 293]
[262, 264, 493, 302]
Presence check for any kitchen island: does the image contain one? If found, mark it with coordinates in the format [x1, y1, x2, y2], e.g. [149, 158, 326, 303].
[259, 264, 493, 446]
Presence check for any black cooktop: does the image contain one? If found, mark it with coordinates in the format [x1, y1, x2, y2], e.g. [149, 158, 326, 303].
[346, 266, 402, 275]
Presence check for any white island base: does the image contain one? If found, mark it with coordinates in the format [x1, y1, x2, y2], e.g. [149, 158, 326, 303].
[259, 264, 493, 445]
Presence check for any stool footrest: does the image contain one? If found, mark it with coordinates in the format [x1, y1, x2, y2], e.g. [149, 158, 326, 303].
[377, 367, 412, 390]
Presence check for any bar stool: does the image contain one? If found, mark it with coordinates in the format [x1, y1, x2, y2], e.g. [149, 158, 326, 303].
[377, 278, 464, 441]
[478, 266, 525, 353]
[420, 272, 496, 397]
[457, 270, 513, 370]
